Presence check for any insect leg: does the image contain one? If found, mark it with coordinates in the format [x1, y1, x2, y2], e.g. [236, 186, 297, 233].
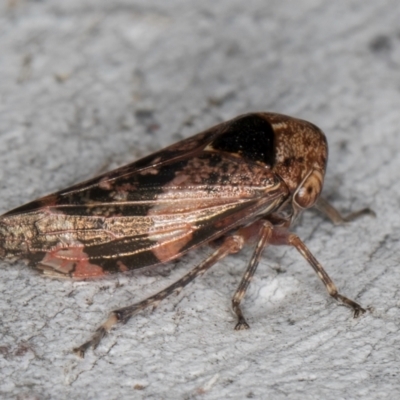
[74, 234, 245, 358]
[232, 221, 273, 330]
[315, 197, 375, 225]
[270, 227, 366, 317]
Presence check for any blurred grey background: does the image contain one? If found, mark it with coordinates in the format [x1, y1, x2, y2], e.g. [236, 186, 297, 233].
[1, 1, 400, 399]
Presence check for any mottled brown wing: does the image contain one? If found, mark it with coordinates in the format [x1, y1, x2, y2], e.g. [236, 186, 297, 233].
[0, 114, 288, 278]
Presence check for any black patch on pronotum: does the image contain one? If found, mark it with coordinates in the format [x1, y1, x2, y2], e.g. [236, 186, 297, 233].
[210, 115, 276, 166]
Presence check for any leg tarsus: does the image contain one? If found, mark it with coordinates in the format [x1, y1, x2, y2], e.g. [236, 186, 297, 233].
[234, 318, 250, 330]
[232, 298, 251, 330]
[339, 208, 376, 224]
[73, 313, 119, 358]
[332, 292, 366, 318]
[315, 197, 375, 225]
[73, 326, 107, 358]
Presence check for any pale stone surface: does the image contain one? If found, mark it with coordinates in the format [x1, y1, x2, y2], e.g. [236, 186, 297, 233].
[1, 1, 400, 398]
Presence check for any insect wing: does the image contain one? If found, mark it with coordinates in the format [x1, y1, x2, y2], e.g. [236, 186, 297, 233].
[0, 115, 288, 278]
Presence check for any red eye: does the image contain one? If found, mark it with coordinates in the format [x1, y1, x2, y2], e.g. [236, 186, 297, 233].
[294, 170, 323, 209]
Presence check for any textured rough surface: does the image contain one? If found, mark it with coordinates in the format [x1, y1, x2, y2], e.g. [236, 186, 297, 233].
[1, 1, 400, 399]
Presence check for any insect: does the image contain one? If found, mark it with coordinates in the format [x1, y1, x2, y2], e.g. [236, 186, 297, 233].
[0, 113, 373, 357]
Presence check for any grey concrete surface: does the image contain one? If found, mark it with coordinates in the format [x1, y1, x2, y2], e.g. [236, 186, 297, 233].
[1, 0, 400, 399]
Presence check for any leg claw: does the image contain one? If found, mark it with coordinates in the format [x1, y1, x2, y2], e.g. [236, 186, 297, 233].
[234, 319, 250, 330]
[353, 307, 366, 318]
[73, 327, 107, 358]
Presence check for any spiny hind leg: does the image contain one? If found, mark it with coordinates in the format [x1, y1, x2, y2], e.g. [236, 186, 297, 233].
[74, 234, 246, 358]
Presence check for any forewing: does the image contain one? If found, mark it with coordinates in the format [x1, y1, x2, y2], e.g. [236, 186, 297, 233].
[0, 114, 287, 278]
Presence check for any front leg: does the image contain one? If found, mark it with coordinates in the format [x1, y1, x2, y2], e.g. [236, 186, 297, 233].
[270, 227, 365, 317]
[315, 197, 375, 225]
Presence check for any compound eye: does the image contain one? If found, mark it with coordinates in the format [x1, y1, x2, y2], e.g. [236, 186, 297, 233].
[294, 170, 323, 209]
